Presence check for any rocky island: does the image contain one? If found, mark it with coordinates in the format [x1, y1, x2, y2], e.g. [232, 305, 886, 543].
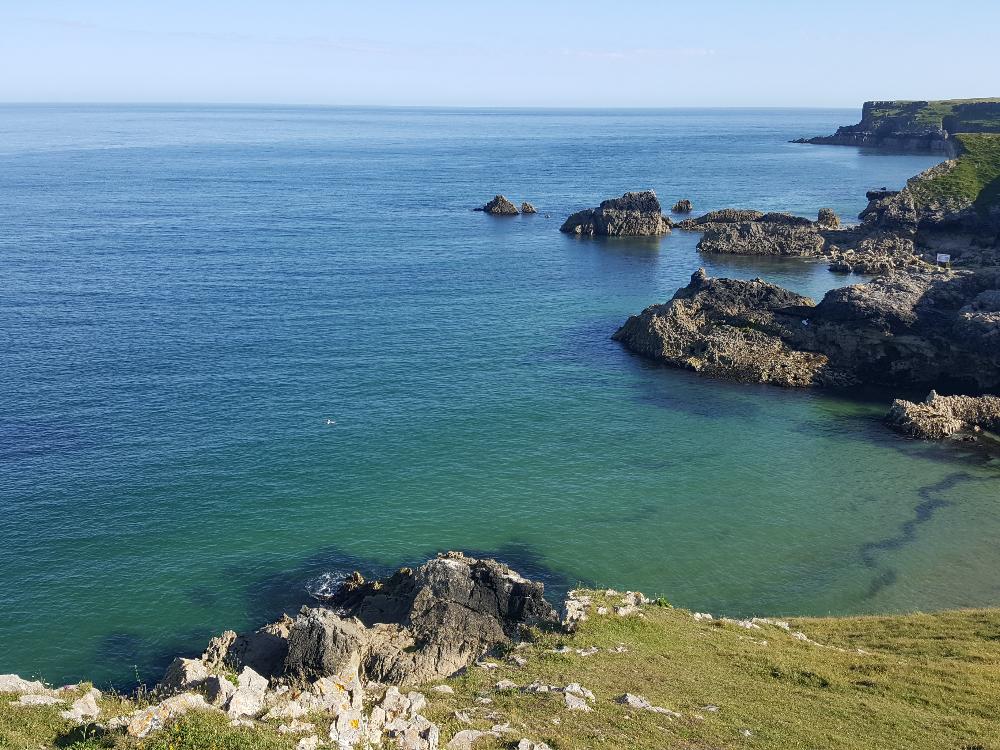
[560, 191, 671, 236]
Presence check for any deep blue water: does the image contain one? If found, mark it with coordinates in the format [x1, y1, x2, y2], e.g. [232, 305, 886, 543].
[3, 105, 998, 689]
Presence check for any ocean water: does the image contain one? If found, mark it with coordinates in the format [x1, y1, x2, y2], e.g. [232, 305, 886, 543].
[2, 105, 999, 689]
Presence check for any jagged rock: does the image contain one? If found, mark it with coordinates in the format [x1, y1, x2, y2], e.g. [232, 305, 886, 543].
[563, 692, 592, 711]
[859, 190, 918, 236]
[159, 657, 210, 696]
[203, 675, 236, 707]
[480, 195, 519, 216]
[826, 233, 925, 275]
[286, 552, 557, 687]
[520, 202, 537, 214]
[127, 693, 218, 738]
[677, 208, 765, 230]
[202, 616, 292, 678]
[614, 267, 1000, 392]
[0, 675, 53, 695]
[613, 269, 832, 387]
[672, 199, 693, 213]
[887, 391, 1000, 439]
[59, 690, 101, 723]
[226, 667, 268, 718]
[817, 208, 840, 228]
[560, 191, 670, 236]
[446, 729, 487, 749]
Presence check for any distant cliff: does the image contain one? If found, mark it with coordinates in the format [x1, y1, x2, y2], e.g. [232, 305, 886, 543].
[794, 98, 1000, 153]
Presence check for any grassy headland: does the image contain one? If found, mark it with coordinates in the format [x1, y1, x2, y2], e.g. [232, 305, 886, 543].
[908, 133, 1000, 215]
[3, 592, 998, 749]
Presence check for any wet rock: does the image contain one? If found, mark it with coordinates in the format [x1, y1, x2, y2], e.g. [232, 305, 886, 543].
[480, 195, 519, 216]
[887, 390, 1000, 439]
[560, 191, 671, 236]
[672, 199, 694, 213]
[520, 202, 537, 214]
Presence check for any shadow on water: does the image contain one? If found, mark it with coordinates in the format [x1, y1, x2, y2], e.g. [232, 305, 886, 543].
[102, 541, 579, 692]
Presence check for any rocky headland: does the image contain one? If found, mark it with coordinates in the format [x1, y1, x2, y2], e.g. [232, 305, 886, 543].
[792, 99, 1000, 154]
[560, 191, 671, 237]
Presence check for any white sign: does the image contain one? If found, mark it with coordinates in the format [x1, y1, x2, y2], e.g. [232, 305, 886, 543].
[936, 253, 951, 264]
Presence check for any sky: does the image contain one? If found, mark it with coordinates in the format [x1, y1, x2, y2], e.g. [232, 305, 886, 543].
[1, 1, 998, 107]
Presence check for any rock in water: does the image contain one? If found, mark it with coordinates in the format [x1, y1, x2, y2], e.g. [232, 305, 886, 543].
[560, 191, 671, 236]
[887, 391, 1000, 439]
[672, 199, 693, 213]
[697, 214, 825, 257]
[480, 195, 519, 215]
[520, 202, 537, 214]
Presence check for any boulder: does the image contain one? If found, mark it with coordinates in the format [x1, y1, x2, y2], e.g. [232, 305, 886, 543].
[560, 191, 670, 236]
[887, 391, 1000, 439]
[817, 208, 840, 228]
[226, 667, 268, 718]
[520, 202, 537, 214]
[672, 199, 693, 213]
[127, 693, 218, 738]
[285, 552, 558, 686]
[158, 657, 209, 697]
[0, 674, 52, 695]
[59, 690, 101, 723]
[479, 195, 519, 216]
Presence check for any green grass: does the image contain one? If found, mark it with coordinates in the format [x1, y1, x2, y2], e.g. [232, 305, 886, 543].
[4, 595, 1000, 749]
[865, 98, 1000, 130]
[909, 133, 1000, 214]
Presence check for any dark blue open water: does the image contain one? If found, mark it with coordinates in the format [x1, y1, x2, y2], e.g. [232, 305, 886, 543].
[2, 105, 998, 688]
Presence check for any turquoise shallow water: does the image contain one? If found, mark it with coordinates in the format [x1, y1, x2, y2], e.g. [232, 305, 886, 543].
[2, 105, 999, 689]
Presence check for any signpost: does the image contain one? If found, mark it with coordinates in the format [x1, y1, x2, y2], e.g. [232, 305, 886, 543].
[936, 253, 951, 268]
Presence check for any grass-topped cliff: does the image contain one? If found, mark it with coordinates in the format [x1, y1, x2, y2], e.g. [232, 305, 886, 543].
[3, 594, 999, 749]
[907, 132, 1000, 216]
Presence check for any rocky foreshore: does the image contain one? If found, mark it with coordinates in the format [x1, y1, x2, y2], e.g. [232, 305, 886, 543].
[612, 267, 1000, 393]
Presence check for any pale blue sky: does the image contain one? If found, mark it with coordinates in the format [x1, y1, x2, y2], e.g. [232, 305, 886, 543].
[1, 1, 998, 107]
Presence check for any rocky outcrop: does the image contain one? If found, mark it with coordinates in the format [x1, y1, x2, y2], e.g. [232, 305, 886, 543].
[697, 213, 825, 257]
[672, 199, 693, 213]
[676, 208, 765, 230]
[826, 233, 929, 275]
[560, 191, 671, 236]
[887, 390, 1000, 439]
[614, 268, 1000, 392]
[817, 208, 840, 228]
[477, 195, 519, 215]
[792, 100, 959, 153]
[520, 202, 537, 214]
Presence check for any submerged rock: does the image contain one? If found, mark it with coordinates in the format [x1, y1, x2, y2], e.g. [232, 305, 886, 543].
[887, 391, 1000, 439]
[560, 191, 671, 236]
[479, 195, 519, 215]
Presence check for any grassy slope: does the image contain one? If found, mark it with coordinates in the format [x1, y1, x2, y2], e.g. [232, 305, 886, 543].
[908, 133, 1000, 213]
[4, 594, 999, 750]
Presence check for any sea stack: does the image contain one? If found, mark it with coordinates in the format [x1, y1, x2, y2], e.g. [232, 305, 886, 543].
[560, 190, 671, 236]
[672, 199, 693, 213]
[479, 195, 519, 215]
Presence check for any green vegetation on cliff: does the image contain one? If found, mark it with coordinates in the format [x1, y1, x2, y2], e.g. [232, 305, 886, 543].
[3, 595, 999, 749]
[865, 98, 1000, 132]
[909, 133, 1000, 214]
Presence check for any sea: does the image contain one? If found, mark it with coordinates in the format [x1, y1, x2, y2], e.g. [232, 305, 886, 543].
[2, 105, 998, 689]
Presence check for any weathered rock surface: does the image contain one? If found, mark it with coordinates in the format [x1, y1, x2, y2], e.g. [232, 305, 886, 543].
[697, 213, 825, 257]
[677, 208, 765, 230]
[201, 615, 292, 678]
[817, 208, 840, 228]
[826, 233, 927, 275]
[283, 552, 558, 686]
[614, 267, 1000, 392]
[0, 675, 53, 695]
[887, 391, 1000, 439]
[520, 202, 537, 214]
[478, 195, 519, 215]
[560, 191, 671, 236]
[672, 199, 693, 213]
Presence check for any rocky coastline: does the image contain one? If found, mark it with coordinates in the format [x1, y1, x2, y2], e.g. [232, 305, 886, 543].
[559, 191, 671, 237]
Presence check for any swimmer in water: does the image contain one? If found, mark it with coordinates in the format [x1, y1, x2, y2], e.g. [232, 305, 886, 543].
[326, 419, 336, 425]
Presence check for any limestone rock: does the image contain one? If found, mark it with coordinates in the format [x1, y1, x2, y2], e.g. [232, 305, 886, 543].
[201, 616, 292, 678]
[520, 202, 537, 214]
[0, 674, 52, 695]
[59, 690, 101, 723]
[446, 729, 487, 749]
[560, 191, 671, 236]
[887, 391, 1000, 439]
[226, 667, 268, 718]
[517, 741, 553, 750]
[18, 694, 63, 706]
[480, 195, 519, 216]
[127, 693, 216, 738]
[697, 213, 825, 257]
[284, 609, 365, 685]
[672, 199, 693, 213]
[203, 675, 236, 707]
[563, 692, 592, 711]
[158, 657, 210, 697]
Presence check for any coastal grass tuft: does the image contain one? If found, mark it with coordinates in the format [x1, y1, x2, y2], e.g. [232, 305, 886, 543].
[3, 595, 1000, 749]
